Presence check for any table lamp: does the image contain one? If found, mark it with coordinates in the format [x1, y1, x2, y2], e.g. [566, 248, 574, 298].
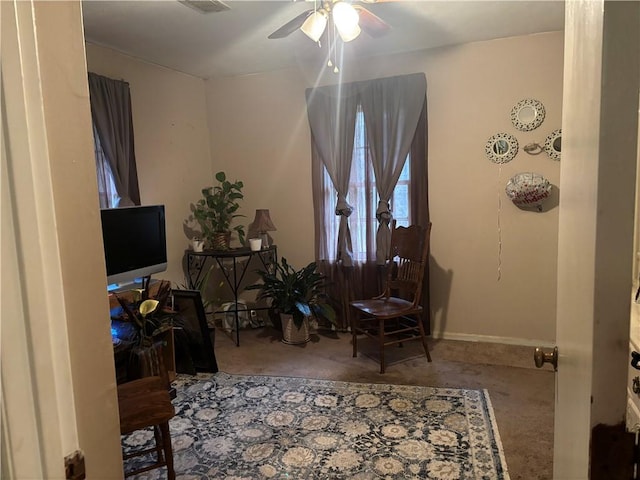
[252, 209, 276, 248]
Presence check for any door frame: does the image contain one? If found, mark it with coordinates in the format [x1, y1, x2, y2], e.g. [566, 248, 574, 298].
[1, 1, 123, 477]
[554, 1, 640, 477]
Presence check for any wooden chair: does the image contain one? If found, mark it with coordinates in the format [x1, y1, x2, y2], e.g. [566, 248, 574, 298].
[117, 343, 176, 479]
[350, 220, 432, 373]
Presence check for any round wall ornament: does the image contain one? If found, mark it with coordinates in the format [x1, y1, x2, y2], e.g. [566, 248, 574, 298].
[505, 172, 552, 211]
[485, 132, 519, 164]
[510, 98, 546, 131]
[544, 129, 562, 160]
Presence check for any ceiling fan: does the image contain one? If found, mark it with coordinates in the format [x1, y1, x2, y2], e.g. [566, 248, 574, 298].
[268, 0, 391, 43]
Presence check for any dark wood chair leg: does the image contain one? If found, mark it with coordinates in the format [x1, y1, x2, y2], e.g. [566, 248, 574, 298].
[153, 425, 165, 463]
[379, 318, 386, 374]
[159, 421, 175, 480]
[352, 310, 358, 358]
[418, 316, 432, 362]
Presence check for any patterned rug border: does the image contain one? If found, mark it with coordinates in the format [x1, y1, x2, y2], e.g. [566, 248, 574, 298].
[478, 386, 510, 480]
[126, 371, 511, 479]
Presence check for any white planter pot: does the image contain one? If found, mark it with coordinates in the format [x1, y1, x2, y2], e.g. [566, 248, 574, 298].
[280, 313, 310, 345]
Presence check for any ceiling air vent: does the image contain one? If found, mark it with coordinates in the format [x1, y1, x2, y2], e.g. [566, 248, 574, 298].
[179, 0, 230, 14]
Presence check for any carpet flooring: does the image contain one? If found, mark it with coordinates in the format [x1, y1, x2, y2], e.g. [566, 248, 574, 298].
[123, 372, 510, 479]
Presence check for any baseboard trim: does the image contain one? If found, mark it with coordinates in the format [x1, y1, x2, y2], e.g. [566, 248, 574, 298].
[431, 331, 555, 349]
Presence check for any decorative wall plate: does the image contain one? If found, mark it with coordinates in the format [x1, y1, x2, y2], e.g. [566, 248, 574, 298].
[544, 129, 562, 160]
[485, 132, 518, 164]
[505, 172, 552, 211]
[510, 98, 546, 131]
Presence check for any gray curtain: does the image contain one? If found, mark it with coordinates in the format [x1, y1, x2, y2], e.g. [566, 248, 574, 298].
[410, 99, 431, 333]
[359, 73, 427, 264]
[306, 84, 359, 267]
[88, 72, 140, 207]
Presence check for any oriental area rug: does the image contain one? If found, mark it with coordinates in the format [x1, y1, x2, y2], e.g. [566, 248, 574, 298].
[123, 372, 510, 479]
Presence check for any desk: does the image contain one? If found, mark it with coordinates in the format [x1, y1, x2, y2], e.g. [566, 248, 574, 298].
[186, 245, 277, 346]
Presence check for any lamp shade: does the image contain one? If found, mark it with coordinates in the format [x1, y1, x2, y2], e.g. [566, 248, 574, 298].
[301, 11, 327, 42]
[252, 209, 277, 233]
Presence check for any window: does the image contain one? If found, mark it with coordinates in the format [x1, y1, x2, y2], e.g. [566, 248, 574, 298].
[321, 107, 411, 263]
[93, 123, 120, 208]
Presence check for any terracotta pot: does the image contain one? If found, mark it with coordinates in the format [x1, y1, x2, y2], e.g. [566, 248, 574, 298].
[280, 313, 310, 345]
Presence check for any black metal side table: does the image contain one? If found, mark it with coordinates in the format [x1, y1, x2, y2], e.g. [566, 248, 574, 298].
[185, 245, 277, 346]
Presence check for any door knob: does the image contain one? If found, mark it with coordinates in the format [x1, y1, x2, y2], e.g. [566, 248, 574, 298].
[534, 346, 558, 371]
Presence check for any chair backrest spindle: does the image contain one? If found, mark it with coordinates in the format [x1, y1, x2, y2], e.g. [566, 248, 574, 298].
[383, 220, 432, 308]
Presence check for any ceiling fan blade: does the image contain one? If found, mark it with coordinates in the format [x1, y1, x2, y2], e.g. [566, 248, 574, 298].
[354, 5, 391, 38]
[268, 9, 314, 39]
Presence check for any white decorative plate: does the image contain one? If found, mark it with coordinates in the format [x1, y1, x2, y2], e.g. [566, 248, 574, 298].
[544, 129, 562, 160]
[485, 132, 518, 164]
[505, 172, 552, 210]
[510, 98, 546, 131]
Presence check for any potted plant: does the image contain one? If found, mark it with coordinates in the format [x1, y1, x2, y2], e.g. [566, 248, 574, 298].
[192, 171, 245, 250]
[115, 281, 175, 378]
[248, 257, 336, 344]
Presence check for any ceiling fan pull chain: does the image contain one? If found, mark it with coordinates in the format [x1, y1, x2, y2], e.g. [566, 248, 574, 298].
[326, 35, 332, 67]
[331, 20, 339, 73]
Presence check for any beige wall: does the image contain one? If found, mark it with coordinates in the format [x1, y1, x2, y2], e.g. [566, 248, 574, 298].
[86, 44, 213, 286]
[206, 31, 564, 344]
[205, 68, 315, 267]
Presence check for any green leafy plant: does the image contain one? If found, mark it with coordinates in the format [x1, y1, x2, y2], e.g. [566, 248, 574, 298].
[248, 257, 336, 329]
[193, 171, 245, 248]
[115, 280, 174, 346]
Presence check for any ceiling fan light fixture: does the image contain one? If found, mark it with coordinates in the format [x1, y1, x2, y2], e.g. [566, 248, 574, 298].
[301, 10, 328, 42]
[337, 23, 361, 42]
[332, 2, 361, 42]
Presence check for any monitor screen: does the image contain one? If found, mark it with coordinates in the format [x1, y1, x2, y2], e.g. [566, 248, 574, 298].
[100, 205, 167, 288]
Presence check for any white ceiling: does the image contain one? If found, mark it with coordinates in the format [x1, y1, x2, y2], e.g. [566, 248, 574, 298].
[81, 0, 565, 79]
